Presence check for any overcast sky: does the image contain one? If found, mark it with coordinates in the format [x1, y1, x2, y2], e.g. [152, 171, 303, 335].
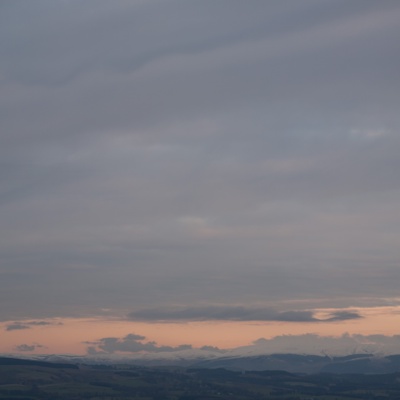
[1, 0, 400, 353]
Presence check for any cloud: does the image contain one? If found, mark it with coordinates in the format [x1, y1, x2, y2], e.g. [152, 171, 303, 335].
[238, 333, 400, 356]
[87, 333, 193, 354]
[5, 323, 31, 331]
[15, 344, 35, 352]
[85, 332, 400, 357]
[325, 311, 363, 322]
[128, 306, 362, 323]
[4, 320, 62, 331]
[200, 345, 225, 353]
[15, 343, 44, 352]
[24, 320, 61, 327]
[0, 0, 400, 324]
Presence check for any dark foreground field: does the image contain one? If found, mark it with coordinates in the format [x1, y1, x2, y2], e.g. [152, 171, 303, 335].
[0, 358, 399, 400]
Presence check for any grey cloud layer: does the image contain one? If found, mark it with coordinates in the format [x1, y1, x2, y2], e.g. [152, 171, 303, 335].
[128, 307, 362, 322]
[1, 0, 400, 321]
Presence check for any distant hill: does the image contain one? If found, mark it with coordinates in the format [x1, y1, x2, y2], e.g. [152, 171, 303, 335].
[0, 356, 78, 369]
[191, 353, 400, 374]
[9, 352, 400, 374]
[1, 359, 400, 399]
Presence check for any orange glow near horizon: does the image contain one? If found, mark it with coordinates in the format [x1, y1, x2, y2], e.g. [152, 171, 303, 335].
[1, 306, 400, 355]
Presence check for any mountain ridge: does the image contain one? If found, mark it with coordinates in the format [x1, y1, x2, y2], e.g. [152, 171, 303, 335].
[3, 352, 400, 374]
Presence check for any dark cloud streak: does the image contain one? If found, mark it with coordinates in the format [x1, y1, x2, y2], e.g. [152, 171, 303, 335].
[4, 320, 61, 331]
[5, 323, 30, 332]
[128, 306, 362, 323]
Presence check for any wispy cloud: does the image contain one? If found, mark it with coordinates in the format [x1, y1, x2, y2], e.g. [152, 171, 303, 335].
[14, 343, 44, 352]
[5, 323, 30, 331]
[5, 320, 62, 331]
[325, 311, 362, 322]
[128, 306, 362, 323]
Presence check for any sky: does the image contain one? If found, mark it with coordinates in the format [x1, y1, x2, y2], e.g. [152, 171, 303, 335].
[1, 0, 400, 357]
